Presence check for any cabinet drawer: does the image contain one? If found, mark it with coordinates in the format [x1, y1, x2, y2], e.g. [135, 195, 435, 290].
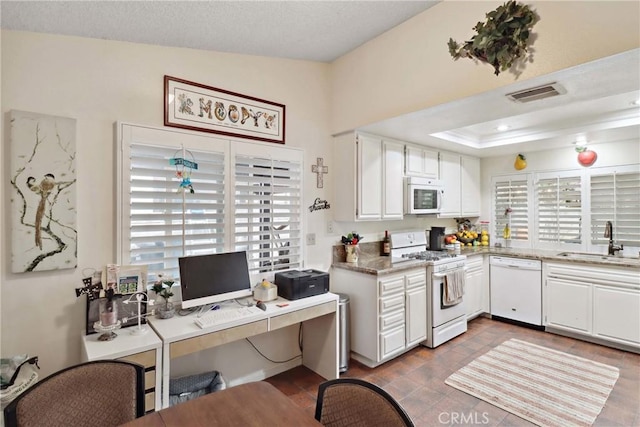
[379, 294, 404, 314]
[145, 391, 155, 412]
[379, 276, 405, 296]
[405, 271, 426, 290]
[379, 326, 405, 360]
[379, 311, 404, 332]
[117, 350, 155, 368]
[270, 301, 335, 330]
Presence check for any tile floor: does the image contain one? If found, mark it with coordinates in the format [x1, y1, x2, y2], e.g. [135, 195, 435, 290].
[266, 317, 640, 426]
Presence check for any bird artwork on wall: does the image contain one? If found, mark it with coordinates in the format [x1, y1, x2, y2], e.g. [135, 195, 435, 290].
[9, 110, 77, 273]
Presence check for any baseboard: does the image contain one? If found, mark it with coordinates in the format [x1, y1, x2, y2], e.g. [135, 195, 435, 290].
[545, 327, 640, 354]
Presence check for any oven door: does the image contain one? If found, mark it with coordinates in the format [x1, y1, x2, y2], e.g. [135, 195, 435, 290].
[432, 272, 466, 327]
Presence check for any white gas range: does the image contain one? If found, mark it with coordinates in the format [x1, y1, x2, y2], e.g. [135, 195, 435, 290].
[390, 230, 467, 348]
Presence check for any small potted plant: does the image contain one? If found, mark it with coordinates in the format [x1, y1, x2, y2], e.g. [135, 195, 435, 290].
[341, 232, 363, 263]
[152, 276, 175, 319]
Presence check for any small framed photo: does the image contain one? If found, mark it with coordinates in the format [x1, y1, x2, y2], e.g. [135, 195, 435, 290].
[103, 264, 148, 295]
[164, 75, 286, 144]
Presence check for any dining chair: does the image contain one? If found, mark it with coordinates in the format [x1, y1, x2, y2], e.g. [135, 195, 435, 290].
[314, 378, 415, 427]
[3, 360, 145, 427]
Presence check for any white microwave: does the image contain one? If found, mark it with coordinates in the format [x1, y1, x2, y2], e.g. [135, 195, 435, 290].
[405, 177, 443, 214]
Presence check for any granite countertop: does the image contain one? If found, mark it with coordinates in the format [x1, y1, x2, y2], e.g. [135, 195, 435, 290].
[332, 243, 640, 276]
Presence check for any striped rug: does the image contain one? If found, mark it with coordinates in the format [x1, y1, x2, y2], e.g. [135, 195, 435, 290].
[445, 339, 619, 426]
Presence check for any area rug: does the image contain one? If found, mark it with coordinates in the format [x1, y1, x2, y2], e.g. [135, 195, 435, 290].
[445, 339, 619, 427]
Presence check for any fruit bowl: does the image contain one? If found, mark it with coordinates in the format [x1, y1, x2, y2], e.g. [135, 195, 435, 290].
[457, 236, 475, 244]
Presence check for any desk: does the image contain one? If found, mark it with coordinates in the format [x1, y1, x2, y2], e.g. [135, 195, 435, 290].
[82, 326, 163, 411]
[120, 381, 322, 426]
[148, 293, 339, 408]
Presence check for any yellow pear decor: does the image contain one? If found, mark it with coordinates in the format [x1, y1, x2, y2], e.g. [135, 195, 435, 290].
[514, 154, 527, 170]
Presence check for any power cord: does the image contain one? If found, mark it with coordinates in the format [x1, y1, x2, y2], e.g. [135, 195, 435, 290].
[245, 324, 303, 364]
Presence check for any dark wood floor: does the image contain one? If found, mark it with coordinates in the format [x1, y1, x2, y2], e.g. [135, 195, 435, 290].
[265, 317, 640, 426]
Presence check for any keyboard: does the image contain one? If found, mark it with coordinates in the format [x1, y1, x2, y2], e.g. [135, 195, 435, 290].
[194, 306, 262, 329]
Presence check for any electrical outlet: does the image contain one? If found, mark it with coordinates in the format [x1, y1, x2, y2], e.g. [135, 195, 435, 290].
[306, 233, 316, 246]
[327, 220, 334, 234]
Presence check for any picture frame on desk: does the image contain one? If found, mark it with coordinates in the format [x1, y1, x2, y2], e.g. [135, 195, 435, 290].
[85, 295, 147, 335]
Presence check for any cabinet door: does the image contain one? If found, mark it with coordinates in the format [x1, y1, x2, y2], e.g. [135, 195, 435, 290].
[357, 135, 382, 220]
[461, 156, 480, 217]
[593, 285, 640, 346]
[406, 286, 427, 346]
[545, 277, 592, 333]
[465, 258, 484, 319]
[379, 326, 406, 360]
[382, 140, 404, 220]
[438, 152, 461, 217]
[406, 146, 438, 178]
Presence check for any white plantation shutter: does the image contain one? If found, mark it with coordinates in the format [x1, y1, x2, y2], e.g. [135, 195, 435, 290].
[234, 154, 302, 274]
[493, 177, 530, 241]
[536, 174, 582, 244]
[590, 170, 640, 247]
[128, 143, 225, 278]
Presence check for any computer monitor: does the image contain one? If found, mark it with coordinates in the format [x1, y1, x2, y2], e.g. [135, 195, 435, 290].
[179, 251, 253, 309]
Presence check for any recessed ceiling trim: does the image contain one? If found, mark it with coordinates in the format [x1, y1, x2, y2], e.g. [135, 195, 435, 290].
[506, 82, 566, 103]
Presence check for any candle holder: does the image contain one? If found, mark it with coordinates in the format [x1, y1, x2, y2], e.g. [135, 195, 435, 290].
[123, 292, 155, 336]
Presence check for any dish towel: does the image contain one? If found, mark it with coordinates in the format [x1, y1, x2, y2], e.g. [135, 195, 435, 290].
[443, 269, 466, 306]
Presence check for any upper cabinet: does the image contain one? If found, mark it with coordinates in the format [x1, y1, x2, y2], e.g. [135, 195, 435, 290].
[405, 145, 439, 178]
[334, 133, 404, 221]
[439, 152, 481, 218]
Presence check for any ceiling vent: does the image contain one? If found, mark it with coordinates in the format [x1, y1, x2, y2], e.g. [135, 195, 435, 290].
[506, 83, 566, 103]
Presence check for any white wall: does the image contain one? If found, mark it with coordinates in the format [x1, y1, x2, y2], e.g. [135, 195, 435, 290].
[0, 30, 333, 376]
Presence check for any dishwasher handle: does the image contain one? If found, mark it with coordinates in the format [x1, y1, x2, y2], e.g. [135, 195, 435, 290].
[490, 256, 541, 271]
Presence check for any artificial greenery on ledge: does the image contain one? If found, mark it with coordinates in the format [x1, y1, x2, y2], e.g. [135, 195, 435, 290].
[447, 0, 539, 76]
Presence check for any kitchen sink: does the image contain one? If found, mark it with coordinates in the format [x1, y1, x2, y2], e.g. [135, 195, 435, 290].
[557, 252, 620, 260]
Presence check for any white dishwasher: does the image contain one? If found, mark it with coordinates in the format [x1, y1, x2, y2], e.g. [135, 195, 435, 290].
[490, 256, 542, 326]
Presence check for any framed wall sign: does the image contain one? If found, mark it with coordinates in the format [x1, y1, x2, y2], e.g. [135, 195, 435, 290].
[164, 76, 286, 144]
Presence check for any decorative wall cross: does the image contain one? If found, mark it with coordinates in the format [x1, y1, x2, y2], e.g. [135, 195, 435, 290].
[311, 157, 328, 188]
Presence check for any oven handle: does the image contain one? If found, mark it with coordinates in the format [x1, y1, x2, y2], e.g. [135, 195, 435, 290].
[433, 267, 467, 278]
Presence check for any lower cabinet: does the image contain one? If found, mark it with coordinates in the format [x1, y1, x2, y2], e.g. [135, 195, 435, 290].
[332, 267, 426, 368]
[465, 255, 486, 320]
[544, 262, 640, 349]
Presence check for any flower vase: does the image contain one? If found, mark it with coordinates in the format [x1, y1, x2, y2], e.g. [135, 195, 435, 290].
[156, 302, 175, 319]
[345, 244, 359, 263]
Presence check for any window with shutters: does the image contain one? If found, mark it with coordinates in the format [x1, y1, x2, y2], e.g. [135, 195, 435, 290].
[492, 176, 531, 244]
[590, 168, 640, 248]
[536, 172, 582, 247]
[119, 124, 303, 282]
[233, 154, 302, 274]
[125, 143, 226, 279]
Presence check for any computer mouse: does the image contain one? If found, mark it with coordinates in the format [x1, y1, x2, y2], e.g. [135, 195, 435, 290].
[256, 301, 267, 311]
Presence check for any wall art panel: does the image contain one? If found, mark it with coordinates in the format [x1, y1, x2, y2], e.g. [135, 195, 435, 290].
[9, 110, 77, 272]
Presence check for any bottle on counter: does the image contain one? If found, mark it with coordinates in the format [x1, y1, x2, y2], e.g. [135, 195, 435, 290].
[382, 230, 391, 256]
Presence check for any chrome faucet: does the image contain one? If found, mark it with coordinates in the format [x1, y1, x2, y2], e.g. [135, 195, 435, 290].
[604, 221, 623, 256]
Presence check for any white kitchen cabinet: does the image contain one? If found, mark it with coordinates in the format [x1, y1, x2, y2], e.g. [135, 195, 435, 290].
[438, 152, 480, 218]
[331, 267, 427, 368]
[461, 155, 481, 217]
[544, 262, 640, 349]
[593, 285, 640, 345]
[465, 255, 486, 320]
[405, 270, 428, 347]
[545, 277, 592, 334]
[357, 134, 382, 220]
[383, 140, 404, 220]
[439, 152, 461, 217]
[333, 132, 403, 221]
[405, 145, 438, 178]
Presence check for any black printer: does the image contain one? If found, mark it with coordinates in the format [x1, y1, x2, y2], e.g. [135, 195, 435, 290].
[274, 269, 329, 300]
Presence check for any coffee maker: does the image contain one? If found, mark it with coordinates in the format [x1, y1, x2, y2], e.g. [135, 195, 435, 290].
[429, 226, 446, 251]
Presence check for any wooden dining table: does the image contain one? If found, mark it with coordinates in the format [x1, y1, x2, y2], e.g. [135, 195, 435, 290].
[120, 381, 322, 426]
